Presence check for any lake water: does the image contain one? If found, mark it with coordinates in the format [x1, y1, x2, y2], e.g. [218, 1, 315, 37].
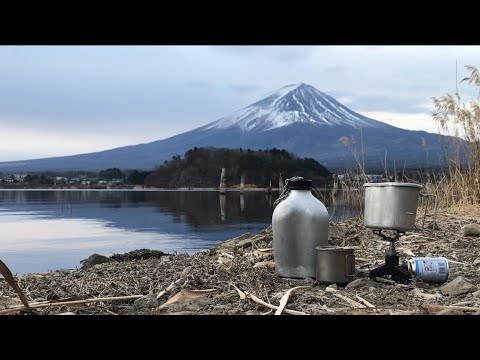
[0, 190, 358, 274]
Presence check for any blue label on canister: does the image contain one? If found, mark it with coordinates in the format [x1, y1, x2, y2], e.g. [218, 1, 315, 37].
[412, 257, 449, 283]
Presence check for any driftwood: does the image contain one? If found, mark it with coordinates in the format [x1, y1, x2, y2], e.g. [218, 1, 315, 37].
[0, 294, 143, 314]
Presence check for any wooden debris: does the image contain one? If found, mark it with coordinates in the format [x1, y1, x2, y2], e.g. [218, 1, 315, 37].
[413, 289, 441, 301]
[451, 300, 480, 306]
[253, 261, 275, 268]
[244, 291, 307, 315]
[446, 259, 467, 266]
[332, 293, 366, 309]
[162, 289, 217, 306]
[232, 284, 246, 300]
[218, 253, 234, 266]
[0, 259, 30, 309]
[254, 248, 274, 257]
[354, 294, 375, 308]
[232, 284, 306, 315]
[0, 294, 144, 314]
[220, 252, 234, 258]
[423, 304, 480, 313]
[157, 278, 183, 299]
[398, 248, 416, 257]
[275, 286, 308, 315]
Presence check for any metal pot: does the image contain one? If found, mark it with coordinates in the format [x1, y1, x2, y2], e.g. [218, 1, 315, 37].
[364, 182, 423, 232]
[315, 246, 355, 285]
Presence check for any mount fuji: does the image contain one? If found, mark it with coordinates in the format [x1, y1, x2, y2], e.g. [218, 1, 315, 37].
[0, 83, 445, 172]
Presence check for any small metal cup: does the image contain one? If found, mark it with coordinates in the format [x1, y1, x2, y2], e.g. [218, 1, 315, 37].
[315, 246, 356, 285]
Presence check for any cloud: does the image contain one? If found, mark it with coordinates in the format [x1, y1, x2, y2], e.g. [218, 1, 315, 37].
[0, 45, 480, 161]
[325, 65, 349, 73]
[358, 111, 442, 134]
[0, 125, 144, 161]
[228, 84, 262, 93]
[208, 46, 316, 62]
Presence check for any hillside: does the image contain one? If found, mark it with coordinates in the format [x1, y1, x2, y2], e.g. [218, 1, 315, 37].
[144, 147, 331, 188]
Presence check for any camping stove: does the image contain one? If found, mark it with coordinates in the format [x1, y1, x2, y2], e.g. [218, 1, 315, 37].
[368, 229, 411, 282]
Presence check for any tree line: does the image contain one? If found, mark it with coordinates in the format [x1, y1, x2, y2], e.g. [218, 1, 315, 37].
[144, 147, 332, 188]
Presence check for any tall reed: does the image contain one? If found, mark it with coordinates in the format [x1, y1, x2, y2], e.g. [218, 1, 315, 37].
[431, 65, 480, 210]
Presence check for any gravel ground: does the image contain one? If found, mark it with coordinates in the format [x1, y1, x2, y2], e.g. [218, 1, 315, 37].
[1, 213, 480, 315]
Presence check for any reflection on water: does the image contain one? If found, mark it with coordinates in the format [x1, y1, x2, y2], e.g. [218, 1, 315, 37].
[219, 193, 226, 222]
[0, 190, 358, 274]
[240, 193, 245, 212]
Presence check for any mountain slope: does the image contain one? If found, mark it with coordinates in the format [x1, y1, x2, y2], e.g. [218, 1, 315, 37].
[0, 83, 446, 172]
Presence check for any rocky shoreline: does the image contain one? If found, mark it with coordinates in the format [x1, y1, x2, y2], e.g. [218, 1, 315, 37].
[1, 213, 480, 315]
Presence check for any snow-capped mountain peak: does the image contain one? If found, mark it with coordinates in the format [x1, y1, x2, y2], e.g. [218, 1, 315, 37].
[204, 83, 385, 132]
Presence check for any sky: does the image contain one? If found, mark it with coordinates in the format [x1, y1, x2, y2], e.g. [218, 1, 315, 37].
[0, 45, 479, 161]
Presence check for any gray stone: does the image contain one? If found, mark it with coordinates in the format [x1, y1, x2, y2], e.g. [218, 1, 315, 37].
[327, 284, 338, 290]
[473, 258, 480, 266]
[80, 254, 116, 268]
[436, 309, 464, 315]
[472, 290, 480, 297]
[369, 287, 376, 293]
[440, 276, 478, 296]
[345, 278, 376, 290]
[134, 294, 159, 309]
[461, 224, 480, 237]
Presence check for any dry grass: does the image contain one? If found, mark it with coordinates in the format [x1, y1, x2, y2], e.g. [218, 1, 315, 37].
[430, 65, 480, 210]
[334, 65, 480, 213]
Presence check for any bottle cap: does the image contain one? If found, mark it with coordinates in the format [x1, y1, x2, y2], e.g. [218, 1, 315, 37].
[287, 178, 312, 190]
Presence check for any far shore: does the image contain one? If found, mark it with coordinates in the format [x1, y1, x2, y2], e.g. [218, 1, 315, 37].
[0, 187, 283, 192]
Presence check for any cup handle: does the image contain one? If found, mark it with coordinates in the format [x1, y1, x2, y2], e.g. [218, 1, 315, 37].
[345, 253, 355, 277]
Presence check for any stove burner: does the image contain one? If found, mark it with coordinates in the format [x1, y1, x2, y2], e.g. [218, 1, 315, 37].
[368, 229, 411, 283]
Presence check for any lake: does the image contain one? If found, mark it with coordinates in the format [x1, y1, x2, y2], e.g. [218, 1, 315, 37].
[0, 189, 358, 274]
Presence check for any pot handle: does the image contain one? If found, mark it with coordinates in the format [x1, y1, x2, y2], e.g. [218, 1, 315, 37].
[345, 253, 356, 277]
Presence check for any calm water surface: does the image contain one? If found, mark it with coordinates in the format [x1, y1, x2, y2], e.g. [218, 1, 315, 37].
[0, 190, 357, 274]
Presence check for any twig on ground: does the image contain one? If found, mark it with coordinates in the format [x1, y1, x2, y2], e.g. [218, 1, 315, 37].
[275, 286, 308, 315]
[0, 294, 143, 314]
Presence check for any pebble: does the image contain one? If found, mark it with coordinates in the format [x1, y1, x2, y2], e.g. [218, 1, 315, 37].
[461, 224, 480, 237]
[440, 276, 478, 296]
[133, 293, 159, 309]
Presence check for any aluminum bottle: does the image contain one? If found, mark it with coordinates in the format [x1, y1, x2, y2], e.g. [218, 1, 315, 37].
[272, 178, 329, 278]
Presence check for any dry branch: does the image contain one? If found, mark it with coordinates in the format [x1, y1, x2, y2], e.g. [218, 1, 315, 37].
[423, 304, 480, 313]
[0, 294, 143, 314]
[275, 286, 308, 315]
[232, 284, 306, 315]
[354, 294, 375, 308]
[0, 260, 30, 309]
